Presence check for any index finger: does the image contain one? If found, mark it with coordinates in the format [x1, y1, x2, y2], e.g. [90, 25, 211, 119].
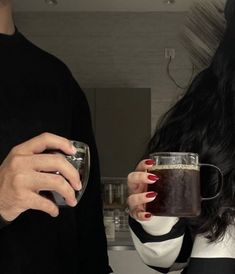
[12, 133, 76, 156]
[127, 171, 159, 194]
[135, 159, 155, 171]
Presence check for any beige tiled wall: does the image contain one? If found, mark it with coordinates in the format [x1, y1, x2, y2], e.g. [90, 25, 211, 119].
[15, 12, 192, 133]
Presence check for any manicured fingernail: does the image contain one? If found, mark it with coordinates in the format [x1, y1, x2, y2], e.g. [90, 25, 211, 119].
[145, 213, 152, 218]
[146, 192, 157, 198]
[148, 174, 159, 181]
[145, 159, 155, 165]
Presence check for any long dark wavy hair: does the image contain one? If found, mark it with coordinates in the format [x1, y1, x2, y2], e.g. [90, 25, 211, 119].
[147, 1, 235, 242]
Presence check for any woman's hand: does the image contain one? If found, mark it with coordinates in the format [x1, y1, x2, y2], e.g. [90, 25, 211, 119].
[127, 159, 159, 221]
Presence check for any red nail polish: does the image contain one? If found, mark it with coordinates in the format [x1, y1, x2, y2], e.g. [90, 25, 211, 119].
[145, 159, 155, 165]
[145, 213, 152, 218]
[146, 192, 157, 198]
[148, 174, 159, 181]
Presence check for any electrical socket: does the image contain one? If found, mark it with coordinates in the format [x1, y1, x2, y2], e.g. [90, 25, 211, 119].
[165, 48, 176, 59]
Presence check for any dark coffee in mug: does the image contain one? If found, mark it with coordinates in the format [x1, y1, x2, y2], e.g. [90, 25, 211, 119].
[145, 152, 223, 217]
[146, 164, 201, 217]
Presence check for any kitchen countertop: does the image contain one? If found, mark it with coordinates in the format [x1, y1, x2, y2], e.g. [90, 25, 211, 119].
[107, 230, 135, 251]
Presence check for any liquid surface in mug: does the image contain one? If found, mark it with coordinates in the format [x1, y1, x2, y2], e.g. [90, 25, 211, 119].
[146, 164, 201, 217]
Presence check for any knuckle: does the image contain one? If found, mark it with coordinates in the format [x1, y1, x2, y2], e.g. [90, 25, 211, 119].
[138, 172, 147, 184]
[137, 172, 144, 181]
[127, 172, 134, 183]
[10, 145, 21, 155]
[40, 132, 51, 141]
[54, 175, 64, 186]
[60, 136, 69, 144]
[128, 172, 144, 189]
[14, 189, 25, 204]
[54, 154, 66, 164]
[9, 155, 23, 170]
[12, 173, 25, 188]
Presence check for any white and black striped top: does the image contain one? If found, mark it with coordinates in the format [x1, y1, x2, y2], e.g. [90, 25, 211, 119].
[129, 216, 235, 274]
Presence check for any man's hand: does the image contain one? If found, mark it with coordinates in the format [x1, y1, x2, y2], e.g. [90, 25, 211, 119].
[0, 133, 81, 222]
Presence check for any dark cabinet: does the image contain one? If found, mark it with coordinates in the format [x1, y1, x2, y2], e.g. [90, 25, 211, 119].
[84, 88, 151, 177]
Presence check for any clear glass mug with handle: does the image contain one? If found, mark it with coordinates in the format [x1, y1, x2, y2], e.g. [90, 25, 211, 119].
[40, 140, 90, 206]
[146, 152, 223, 217]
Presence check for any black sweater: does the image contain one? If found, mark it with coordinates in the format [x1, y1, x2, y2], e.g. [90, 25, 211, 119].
[0, 30, 111, 274]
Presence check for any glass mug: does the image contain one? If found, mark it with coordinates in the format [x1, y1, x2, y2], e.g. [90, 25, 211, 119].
[40, 140, 90, 206]
[146, 152, 223, 217]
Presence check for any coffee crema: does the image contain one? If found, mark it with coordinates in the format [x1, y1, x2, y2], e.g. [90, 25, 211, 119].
[146, 164, 201, 217]
[149, 164, 199, 171]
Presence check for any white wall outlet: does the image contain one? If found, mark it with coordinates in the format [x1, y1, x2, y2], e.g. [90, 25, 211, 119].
[165, 48, 176, 59]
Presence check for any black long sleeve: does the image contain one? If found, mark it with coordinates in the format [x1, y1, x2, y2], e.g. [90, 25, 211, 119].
[0, 29, 111, 274]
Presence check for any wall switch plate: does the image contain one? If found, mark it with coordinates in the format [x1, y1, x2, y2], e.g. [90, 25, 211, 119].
[165, 48, 176, 59]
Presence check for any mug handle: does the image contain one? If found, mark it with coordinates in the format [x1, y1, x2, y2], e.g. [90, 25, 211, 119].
[199, 163, 223, 201]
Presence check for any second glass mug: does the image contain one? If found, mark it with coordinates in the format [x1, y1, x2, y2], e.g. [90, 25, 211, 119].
[146, 152, 223, 217]
[40, 140, 90, 206]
